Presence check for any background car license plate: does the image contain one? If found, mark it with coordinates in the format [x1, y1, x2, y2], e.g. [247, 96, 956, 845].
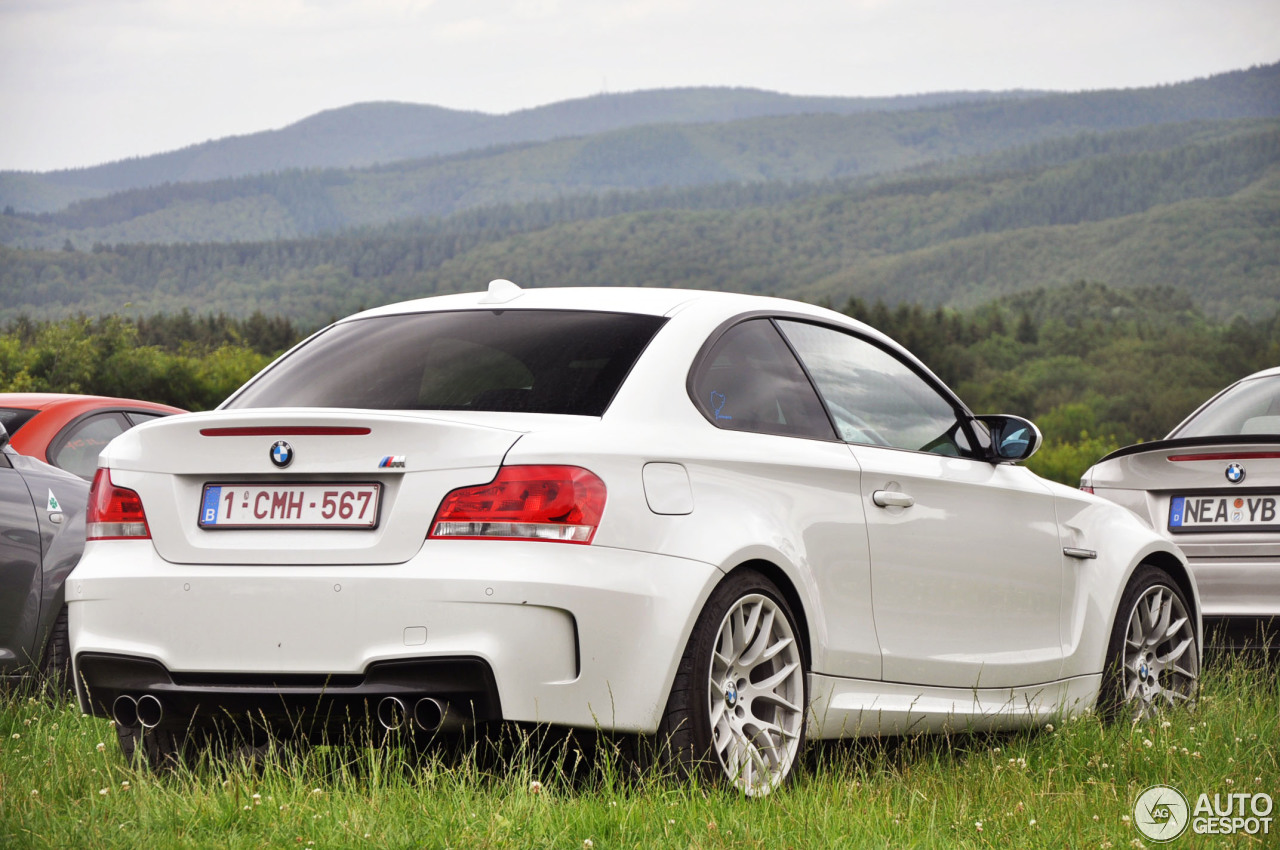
[199, 483, 381, 529]
[1168, 493, 1279, 532]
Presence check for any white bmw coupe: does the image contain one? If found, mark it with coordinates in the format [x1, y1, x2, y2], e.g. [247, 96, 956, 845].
[69, 282, 1200, 794]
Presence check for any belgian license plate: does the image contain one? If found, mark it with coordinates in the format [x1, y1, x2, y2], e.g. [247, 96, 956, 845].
[1168, 494, 1279, 533]
[199, 483, 381, 529]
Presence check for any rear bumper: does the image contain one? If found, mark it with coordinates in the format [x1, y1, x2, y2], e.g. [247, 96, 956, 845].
[68, 539, 722, 734]
[75, 653, 501, 738]
[1186, 557, 1280, 617]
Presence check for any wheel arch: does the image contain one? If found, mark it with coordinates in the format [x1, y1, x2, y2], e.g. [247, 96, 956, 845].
[1141, 547, 1198, 640]
[724, 558, 813, 669]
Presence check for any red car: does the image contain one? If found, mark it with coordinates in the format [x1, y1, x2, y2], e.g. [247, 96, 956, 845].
[0, 393, 185, 479]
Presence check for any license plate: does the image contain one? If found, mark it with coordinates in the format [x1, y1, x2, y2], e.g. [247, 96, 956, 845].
[1168, 493, 1279, 533]
[199, 483, 381, 529]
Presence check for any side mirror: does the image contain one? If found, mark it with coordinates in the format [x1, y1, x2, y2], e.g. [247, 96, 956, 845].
[975, 414, 1042, 462]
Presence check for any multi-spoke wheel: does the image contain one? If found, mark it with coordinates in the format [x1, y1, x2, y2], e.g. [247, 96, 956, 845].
[659, 570, 806, 796]
[1101, 565, 1200, 722]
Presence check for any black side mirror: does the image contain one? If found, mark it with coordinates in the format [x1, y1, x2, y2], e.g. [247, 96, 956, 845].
[975, 414, 1042, 462]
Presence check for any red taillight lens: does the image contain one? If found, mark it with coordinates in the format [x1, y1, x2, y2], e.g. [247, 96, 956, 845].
[87, 469, 151, 540]
[430, 465, 606, 544]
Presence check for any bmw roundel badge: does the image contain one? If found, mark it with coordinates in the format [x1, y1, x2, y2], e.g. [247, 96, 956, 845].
[1225, 462, 1245, 484]
[270, 440, 294, 468]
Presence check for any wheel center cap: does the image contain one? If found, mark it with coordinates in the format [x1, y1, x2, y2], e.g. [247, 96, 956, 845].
[1139, 661, 1149, 679]
[724, 680, 739, 708]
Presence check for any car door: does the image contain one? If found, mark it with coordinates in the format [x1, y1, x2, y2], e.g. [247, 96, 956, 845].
[0, 451, 42, 673]
[688, 318, 882, 680]
[778, 320, 1065, 689]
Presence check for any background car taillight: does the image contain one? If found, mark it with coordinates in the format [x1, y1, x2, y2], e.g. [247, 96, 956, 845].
[430, 465, 606, 544]
[87, 468, 151, 540]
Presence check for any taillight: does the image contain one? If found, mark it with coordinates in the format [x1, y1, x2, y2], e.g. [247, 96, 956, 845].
[430, 465, 606, 544]
[1080, 485, 1095, 494]
[87, 469, 151, 540]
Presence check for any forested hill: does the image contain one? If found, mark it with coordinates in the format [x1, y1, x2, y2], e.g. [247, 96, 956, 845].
[3, 61, 1278, 224]
[3, 116, 1277, 325]
[0, 88, 1037, 214]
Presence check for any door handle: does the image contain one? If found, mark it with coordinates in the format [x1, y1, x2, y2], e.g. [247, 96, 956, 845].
[872, 490, 914, 508]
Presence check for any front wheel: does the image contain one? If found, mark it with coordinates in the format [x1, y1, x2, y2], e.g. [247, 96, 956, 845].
[658, 570, 807, 796]
[1100, 564, 1200, 723]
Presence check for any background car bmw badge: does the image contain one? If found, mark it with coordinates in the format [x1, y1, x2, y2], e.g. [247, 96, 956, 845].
[270, 440, 294, 468]
[1226, 462, 1246, 484]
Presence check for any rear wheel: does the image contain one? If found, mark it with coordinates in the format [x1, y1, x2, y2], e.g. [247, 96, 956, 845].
[38, 607, 71, 694]
[658, 570, 807, 795]
[1100, 565, 1200, 722]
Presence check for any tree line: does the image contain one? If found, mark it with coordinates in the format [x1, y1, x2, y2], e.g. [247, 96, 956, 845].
[3, 281, 1276, 485]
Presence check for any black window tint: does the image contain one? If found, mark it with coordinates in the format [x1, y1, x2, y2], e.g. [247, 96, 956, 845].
[124, 411, 168, 426]
[778, 320, 970, 456]
[690, 320, 835, 440]
[227, 310, 666, 417]
[50, 412, 130, 479]
[0, 408, 38, 436]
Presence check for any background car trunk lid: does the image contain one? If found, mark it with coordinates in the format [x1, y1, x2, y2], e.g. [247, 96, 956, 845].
[1091, 437, 1280, 555]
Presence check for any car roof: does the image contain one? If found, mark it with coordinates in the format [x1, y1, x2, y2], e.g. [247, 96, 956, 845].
[0, 393, 184, 413]
[346, 282, 835, 323]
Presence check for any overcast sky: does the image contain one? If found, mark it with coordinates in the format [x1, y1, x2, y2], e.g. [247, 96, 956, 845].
[2, 0, 1277, 173]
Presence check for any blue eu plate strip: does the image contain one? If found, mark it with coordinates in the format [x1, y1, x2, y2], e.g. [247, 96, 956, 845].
[1169, 496, 1185, 528]
[201, 486, 222, 526]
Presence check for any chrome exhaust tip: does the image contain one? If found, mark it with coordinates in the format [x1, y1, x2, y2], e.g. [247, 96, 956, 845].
[136, 694, 164, 729]
[413, 697, 445, 732]
[414, 697, 469, 733]
[112, 694, 139, 728]
[376, 696, 407, 730]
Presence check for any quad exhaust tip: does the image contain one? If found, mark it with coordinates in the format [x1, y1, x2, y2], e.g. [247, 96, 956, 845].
[136, 694, 164, 729]
[112, 694, 164, 729]
[376, 696, 407, 730]
[112, 694, 138, 728]
[375, 696, 466, 733]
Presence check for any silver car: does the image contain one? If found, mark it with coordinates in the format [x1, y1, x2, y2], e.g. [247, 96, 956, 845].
[1081, 366, 1279, 641]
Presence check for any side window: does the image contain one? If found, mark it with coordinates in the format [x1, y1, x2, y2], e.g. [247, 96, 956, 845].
[50, 412, 130, 479]
[690, 319, 835, 440]
[124, 411, 168, 426]
[778, 320, 972, 456]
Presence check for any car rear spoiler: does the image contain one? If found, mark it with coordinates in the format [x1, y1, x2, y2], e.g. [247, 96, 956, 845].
[1096, 434, 1280, 464]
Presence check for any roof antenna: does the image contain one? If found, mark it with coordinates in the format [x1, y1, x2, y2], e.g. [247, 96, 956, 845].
[480, 279, 523, 304]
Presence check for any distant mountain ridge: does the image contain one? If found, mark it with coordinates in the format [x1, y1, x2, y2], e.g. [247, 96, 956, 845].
[3, 116, 1276, 325]
[3, 62, 1278, 251]
[0, 87, 1041, 213]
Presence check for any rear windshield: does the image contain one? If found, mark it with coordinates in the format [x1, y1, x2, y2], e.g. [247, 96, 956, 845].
[226, 310, 666, 416]
[1171, 375, 1280, 438]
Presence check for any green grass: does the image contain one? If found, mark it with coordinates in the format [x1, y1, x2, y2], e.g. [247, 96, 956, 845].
[2, 655, 1276, 849]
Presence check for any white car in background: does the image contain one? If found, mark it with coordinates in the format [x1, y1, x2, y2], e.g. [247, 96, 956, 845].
[69, 282, 1199, 794]
[1081, 366, 1280, 645]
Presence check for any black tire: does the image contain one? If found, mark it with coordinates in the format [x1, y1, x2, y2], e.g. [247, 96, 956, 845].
[38, 607, 72, 695]
[115, 722, 193, 773]
[657, 570, 807, 796]
[1098, 564, 1200, 723]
